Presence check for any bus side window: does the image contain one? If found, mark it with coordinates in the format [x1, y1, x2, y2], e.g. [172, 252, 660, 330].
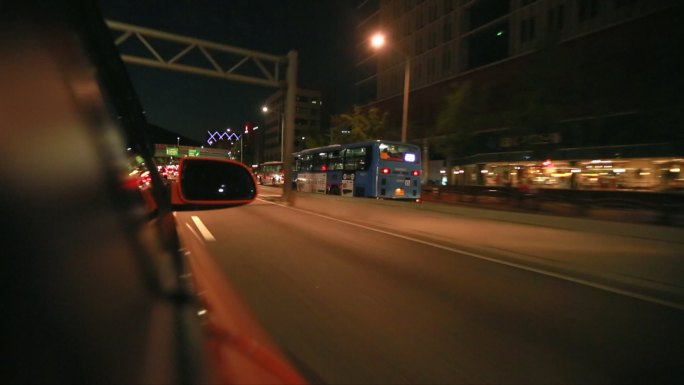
[342, 149, 355, 170]
[343, 147, 369, 171]
[302, 154, 313, 171]
[358, 147, 370, 171]
[313, 153, 327, 170]
[329, 151, 343, 170]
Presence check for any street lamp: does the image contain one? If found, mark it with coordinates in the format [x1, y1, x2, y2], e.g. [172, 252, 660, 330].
[371, 32, 410, 143]
[176, 136, 180, 147]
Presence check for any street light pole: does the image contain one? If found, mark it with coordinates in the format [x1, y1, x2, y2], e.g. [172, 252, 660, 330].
[282, 50, 298, 204]
[371, 32, 410, 143]
[280, 113, 284, 162]
[401, 57, 411, 144]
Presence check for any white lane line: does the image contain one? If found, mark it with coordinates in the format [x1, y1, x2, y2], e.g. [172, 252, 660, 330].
[185, 223, 203, 243]
[258, 198, 684, 311]
[191, 216, 216, 242]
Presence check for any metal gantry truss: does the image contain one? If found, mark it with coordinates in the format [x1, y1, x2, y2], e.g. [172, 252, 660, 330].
[106, 19, 298, 201]
[106, 20, 286, 88]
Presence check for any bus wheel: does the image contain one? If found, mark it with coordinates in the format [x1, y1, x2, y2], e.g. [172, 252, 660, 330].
[329, 185, 341, 195]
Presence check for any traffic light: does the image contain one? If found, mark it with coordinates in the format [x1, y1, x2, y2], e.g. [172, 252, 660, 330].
[244, 121, 254, 134]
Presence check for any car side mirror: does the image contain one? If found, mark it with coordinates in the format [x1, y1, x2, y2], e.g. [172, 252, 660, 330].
[172, 157, 257, 210]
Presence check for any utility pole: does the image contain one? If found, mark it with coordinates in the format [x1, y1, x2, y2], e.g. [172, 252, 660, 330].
[282, 50, 297, 205]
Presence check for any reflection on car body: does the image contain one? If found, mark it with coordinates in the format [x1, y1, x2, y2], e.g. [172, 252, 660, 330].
[0, 2, 305, 384]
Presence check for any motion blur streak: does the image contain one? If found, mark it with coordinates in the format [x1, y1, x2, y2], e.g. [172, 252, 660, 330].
[178, 222, 308, 385]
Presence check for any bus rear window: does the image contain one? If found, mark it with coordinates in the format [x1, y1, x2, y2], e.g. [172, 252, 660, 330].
[379, 143, 419, 163]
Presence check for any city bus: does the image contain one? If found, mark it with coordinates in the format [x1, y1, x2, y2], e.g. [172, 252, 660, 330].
[257, 161, 284, 185]
[293, 140, 422, 201]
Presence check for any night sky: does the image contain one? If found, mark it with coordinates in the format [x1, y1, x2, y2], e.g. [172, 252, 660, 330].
[98, 0, 357, 142]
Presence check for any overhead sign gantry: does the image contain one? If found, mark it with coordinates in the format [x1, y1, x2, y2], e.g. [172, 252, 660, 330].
[106, 20, 298, 202]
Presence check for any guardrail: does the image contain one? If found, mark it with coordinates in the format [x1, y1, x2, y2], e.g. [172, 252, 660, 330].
[421, 185, 684, 226]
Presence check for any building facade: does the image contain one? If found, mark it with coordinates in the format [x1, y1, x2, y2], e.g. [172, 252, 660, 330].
[355, 0, 683, 189]
[260, 88, 323, 163]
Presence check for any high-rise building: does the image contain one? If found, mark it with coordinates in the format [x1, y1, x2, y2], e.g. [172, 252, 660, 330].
[260, 88, 323, 162]
[355, 0, 683, 189]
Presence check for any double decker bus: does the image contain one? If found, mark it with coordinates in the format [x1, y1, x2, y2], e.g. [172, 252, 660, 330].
[256, 161, 284, 185]
[293, 140, 422, 201]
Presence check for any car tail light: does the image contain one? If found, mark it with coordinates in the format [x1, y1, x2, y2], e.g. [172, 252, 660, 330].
[380, 168, 391, 174]
[321, 165, 327, 171]
[412, 170, 420, 176]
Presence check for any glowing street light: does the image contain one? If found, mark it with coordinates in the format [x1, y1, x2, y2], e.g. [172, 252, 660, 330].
[371, 32, 410, 143]
[370, 33, 385, 48]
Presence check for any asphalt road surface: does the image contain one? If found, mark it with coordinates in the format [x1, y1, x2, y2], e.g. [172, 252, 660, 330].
[176, 189, 684, 384]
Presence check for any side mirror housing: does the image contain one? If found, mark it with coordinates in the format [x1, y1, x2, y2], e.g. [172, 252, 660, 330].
[172, 157, 257, 210]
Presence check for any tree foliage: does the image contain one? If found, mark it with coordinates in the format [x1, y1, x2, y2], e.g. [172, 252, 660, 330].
[299, 129, 329, 150]
[437, 81, 481, 140]
[436, 49, 569, 157]
[330, 105, 388, 144]
[435, 80, 505, 156]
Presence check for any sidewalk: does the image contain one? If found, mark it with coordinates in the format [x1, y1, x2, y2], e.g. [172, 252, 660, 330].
[421, 190, 684, 227]
[416, 199, 684, 244]
[288, 193, 684, 308]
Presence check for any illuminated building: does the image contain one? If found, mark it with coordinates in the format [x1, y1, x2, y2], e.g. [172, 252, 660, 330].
[355, 0, 683, 190]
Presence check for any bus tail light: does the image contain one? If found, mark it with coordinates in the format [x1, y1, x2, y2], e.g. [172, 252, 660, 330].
[411, 170, 420, 176]
[380, 168, 391, 174]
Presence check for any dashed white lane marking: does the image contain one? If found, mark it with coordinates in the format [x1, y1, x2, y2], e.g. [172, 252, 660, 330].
[185, 223, 203, 243]
[191, 215, 216, 242]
